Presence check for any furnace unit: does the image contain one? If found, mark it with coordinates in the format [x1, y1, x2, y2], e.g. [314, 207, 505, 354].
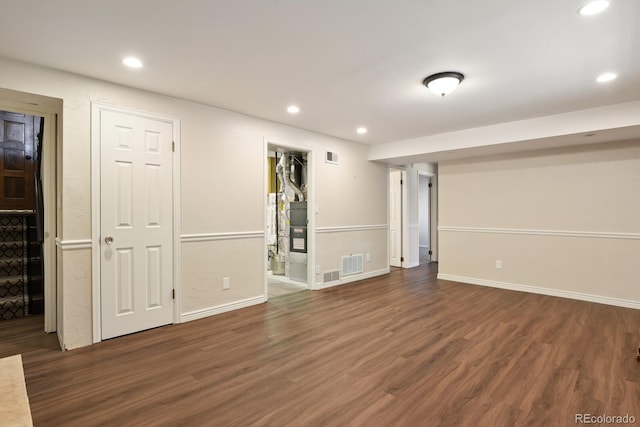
[288, 201, 307, 282]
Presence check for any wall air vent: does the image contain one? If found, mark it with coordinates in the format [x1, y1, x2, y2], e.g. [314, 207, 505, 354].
[325, 151, 339, 165]
[341, 254, 363, 276]
[323, 270, 340, 283]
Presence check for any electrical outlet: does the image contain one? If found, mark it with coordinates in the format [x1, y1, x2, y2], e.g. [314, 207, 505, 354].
[495, 260, 503, 270]
[223, 277, 230, 290]
[366, 253, 371, 262]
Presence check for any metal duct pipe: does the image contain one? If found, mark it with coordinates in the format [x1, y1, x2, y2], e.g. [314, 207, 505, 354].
[276, 154, 304, 202]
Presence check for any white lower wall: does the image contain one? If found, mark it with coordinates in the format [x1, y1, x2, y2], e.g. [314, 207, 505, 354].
[56, 247, 64, 349]
[439, 229, 640, 307]
[315, 228, 389, 284]
[181, 236, 266, 313]
[58, 248, 92, 350]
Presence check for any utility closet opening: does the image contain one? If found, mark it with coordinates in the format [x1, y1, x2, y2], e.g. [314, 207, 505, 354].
[266, 145, 309, 298]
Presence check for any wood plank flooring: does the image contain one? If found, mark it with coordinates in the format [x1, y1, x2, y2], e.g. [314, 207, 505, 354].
[4, 263, 640, 426]
[267, 276, 307, 298]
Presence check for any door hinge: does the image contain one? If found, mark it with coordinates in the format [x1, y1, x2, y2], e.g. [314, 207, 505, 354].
[400, 179, 403, 185]
[428, 250, 433, 255]
[428, 183, 433, 188]
[172, 289, 175, 299]
[172, 141, 175, 152]
[400, 257, 404, 262]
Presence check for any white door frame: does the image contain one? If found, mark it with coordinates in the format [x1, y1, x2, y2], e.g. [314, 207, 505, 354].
[0, 99, 58, 333]
[417, 170, 434, 263]
[91, 103, 181, 343]
[390, 167, 438, 269]
[388, 168, 405, 267]
[263, 138, 315, 295]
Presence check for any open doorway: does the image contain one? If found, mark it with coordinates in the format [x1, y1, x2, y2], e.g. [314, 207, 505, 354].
[265, 142, 311, 298]
[418, 172, 431, 264]
[0, 111, 44, 320]
[0, 90, 59, 350]
[389, 169, 404, 268]
[389, 165, 437, 270]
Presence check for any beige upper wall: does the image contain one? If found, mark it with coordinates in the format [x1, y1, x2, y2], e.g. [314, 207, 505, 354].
[0, 55, 387, 236]
[316, 142, 388, 227]
[181, 106, 388, 234]
[439, 140, 640, 232]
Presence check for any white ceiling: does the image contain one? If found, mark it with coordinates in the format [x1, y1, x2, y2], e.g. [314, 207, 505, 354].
[0, 0, 639, 160]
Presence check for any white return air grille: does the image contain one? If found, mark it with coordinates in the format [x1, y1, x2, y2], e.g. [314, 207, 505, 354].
[325, 151, 339, 165]
[323, 270, 340, 283]
[341, 254, 363, 276]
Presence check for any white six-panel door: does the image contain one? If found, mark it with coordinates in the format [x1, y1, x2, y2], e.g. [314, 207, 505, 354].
[389, 169, 402, 267]
[100, 109, 174, 340]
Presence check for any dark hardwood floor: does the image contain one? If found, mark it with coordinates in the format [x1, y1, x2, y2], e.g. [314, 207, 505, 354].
[3, 263, 640, 426]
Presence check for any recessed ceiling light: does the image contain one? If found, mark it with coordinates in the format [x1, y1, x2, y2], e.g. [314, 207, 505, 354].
[122, 56, 143, 69]
[596, 72, 617, 83]
[287, 105, 300, 114]
[356, 127, 368, 135]
[578, 0, 610, 16]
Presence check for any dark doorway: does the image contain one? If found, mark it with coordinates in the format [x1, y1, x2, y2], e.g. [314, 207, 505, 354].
[0, 111, 37, 210]
[0, 110, 44, 320]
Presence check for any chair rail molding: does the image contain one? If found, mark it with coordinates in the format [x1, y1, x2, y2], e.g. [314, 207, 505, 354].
[438, 226, 640, 240]
[316, 224, 388, 234]
[54, 238, 93, 250]
[181, 231, 264, 243]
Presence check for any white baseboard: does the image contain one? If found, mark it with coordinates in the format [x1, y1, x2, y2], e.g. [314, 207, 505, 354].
[180, 296, 267, 323]
[314, 268, 390, 290]
[437, 273, 640, 310]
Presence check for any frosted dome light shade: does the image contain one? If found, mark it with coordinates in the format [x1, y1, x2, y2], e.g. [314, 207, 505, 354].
[423, 72, 464, 97]
[427, 76, 461, 96]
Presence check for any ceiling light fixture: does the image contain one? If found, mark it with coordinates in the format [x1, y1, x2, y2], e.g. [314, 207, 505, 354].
[578, 0, 610, 16]
[122, 56, 143, 69]
[422, 71, 465, 97]
[287, 105, 300, 114]
[356, 127, 368, 135]
[596, 72, 617, 82]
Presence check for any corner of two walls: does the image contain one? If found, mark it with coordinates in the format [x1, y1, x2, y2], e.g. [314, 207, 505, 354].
[313, 141, 389, 289]
[178, 106, 390, 318]
[437, 140, 640, 308]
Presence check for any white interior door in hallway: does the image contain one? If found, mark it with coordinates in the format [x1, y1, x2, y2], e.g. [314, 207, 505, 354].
[99, 109, 175, 340]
